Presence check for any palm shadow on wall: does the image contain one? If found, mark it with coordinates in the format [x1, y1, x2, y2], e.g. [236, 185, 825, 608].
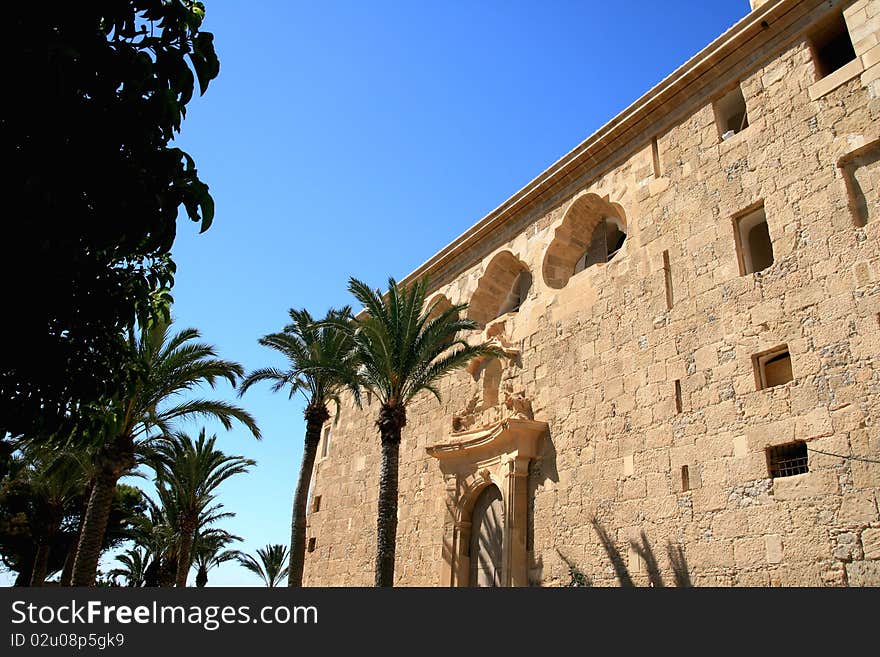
[559, 519, 692, 587]
[527, 432, 559, 584]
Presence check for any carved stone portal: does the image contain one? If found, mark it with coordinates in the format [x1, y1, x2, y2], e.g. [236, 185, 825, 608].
[426, 417, 548, 587]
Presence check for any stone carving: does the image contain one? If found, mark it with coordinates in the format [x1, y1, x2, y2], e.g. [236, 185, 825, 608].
[503, 390, 534, 420]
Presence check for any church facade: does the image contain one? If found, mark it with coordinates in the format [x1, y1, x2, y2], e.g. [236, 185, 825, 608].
[304, 0, 880, 586]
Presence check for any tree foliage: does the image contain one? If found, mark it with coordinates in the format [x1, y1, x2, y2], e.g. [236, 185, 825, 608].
[70, 319, 259, 586]
[0, 461, 146, 587]
[1, 0, 220, 440]
[239, 306, 357, 586]
[339, 277, 502, 586]
[237, 544, 289, 588]
[149, 429, 254, 585]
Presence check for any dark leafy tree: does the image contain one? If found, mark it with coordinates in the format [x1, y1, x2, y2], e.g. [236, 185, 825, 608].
[19, 446, 86, 586]
[339, 277, 501, 586]
[1, 1, 220, 442]
[239, 308, 356, 586]
[0, 470, 146, 586]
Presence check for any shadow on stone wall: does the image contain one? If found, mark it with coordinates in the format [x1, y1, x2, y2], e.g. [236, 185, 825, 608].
[841, 141, 880, 228]
[527, 432, 559, 584]
[557, 520, 692, 587]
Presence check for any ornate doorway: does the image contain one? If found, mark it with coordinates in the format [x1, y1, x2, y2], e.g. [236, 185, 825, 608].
[427, 417, 547, 587]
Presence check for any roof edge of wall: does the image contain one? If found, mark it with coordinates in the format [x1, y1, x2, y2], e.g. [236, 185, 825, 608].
[397, 0, 824, 294]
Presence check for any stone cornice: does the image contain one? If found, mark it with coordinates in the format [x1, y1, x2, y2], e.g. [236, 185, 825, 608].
[426, 418, 548, 463]
[398, 0, 835, 293]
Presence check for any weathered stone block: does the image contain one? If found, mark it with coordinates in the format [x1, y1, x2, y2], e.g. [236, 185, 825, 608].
[862, 528, 880, 560]
[765, 535, 784, 564]
[772, 470, 839, 500]
[845, 560, 880, 586]
[837, 491, 879, 525]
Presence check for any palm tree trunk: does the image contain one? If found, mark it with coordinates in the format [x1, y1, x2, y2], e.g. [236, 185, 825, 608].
[71, 471, 120, 586]
[144, 558, 160, 587]
[62, 480, 93, 587]
[14, 553, 33, 587]
[72, 438, 134, 586]
[288, 405, 328, 586]
[60, 545, 76, 587]
[175, 529, 194, 587]
[158, 557, 175, 587]
[195, 565, 208, 588]
[30, 509, 62, 587]
[375, 404, 405, 587]
[30, 545, 50, 586]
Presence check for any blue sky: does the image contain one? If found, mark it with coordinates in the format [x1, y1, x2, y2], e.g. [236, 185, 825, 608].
[11, 1, 754, 586]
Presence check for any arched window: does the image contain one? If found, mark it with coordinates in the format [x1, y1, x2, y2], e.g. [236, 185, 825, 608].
[573, 216, 627, 274]
[424, 293, 459, 343]
[542, 193, 628, 289]
[497, 269, 532, 315]
[468, 251, 532, 327]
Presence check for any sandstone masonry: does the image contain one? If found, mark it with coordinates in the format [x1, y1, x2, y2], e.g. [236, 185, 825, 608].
[303, 0, 880, 587]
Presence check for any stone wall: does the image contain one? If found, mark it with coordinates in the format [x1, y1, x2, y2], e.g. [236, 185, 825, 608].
[303, 0, 880, 586]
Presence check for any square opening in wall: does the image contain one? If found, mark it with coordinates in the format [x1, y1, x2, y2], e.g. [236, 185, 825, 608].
[321, 426, 332, 458]
[307, 538, 316, 553]
[767, 441, 808, 478]
[810, 12, 856, 79]
[714, 85, 749, 140]
[312, 495, 321, 513]
[734, 205, 774, 274]
[753, 345, 793, 390]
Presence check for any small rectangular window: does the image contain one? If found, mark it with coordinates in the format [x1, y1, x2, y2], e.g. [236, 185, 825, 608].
[312, 495, 321, 513]
[714, 85, 749, 140]
[307, 538, 317, 553]
[734, 204, 774, 275]
[321, 426, 332, 458]
[753, 345, 793, 390]
[681, 465, 690, 492]
[810, 13, 856, 79]
[663, 250, 673, 310]
[674, 379, 682, 414]
[767, 441, 808, 478]
[651, 136, 661, 178]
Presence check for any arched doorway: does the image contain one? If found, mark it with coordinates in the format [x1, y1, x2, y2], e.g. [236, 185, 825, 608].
[427, 417, 548, 587]
[468, 485, 504, 587]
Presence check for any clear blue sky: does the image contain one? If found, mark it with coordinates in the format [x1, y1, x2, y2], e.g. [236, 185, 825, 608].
[19, 1, 756, 586]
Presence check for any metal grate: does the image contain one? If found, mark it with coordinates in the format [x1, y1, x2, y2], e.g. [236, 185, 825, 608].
[768, 442, 808, 478]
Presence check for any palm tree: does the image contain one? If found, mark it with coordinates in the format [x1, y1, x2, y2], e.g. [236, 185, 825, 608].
[19, 444, 86, 586]
[71, 321, 261, 586]
[190, 528, 242, 587]
[109, 547, 149, 587]
[341, 277, 499, 586]
[238, 544, 289, 587]
[129, 495, 177, 587]
[239, 307, 357, 586]
[150, 429, 254, 586]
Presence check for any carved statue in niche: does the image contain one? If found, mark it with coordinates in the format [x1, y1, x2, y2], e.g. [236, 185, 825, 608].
[503, 388, 533, 420]
[452, 318, 532, 432]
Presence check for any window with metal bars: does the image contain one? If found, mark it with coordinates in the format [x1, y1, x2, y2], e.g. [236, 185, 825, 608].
[767, 441, 808, 478]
